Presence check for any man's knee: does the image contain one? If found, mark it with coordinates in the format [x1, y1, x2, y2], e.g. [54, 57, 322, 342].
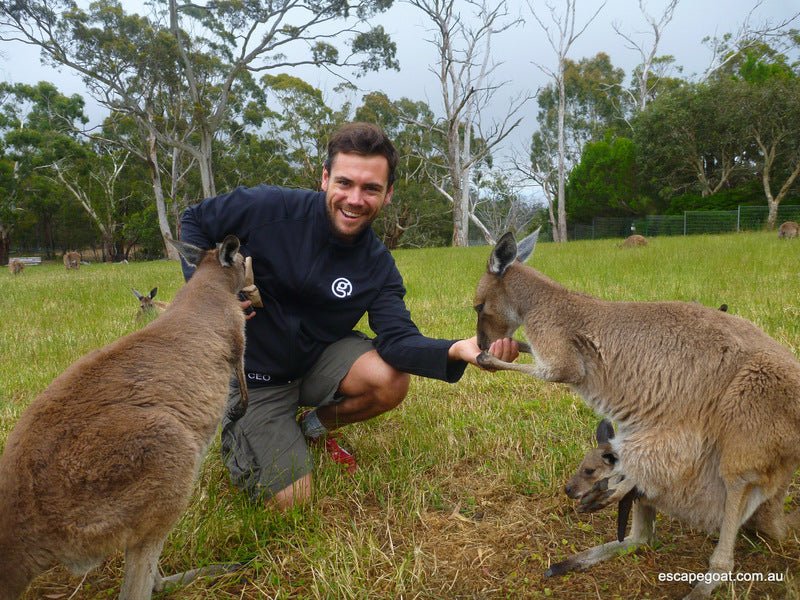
[270, 474, 312, 511]
[377, 367, 410, 410]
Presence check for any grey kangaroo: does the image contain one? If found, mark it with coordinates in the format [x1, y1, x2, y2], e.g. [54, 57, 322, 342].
[473, 230, 800, 599]
[0, 236, 248, 600]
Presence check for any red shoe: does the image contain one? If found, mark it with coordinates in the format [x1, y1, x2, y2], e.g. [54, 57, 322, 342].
[322, 436, 358, 474]
[299, 410, 358, 474]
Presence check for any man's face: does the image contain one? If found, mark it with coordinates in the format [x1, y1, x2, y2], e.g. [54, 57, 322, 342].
[321, 152, 394, 241]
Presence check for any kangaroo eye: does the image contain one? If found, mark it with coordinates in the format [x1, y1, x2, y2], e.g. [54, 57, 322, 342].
[584, 468, 595, 476]
[474, 303, 485, 313]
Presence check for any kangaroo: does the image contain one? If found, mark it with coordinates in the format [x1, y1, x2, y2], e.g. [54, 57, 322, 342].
[8, 259, 24, 275]
[132, 287, 170, 320]
[63, 250, 81, 270]
[561, 419, 641, 553]
[620, 234, 647, 248]
[473, 230, 800, 599]
[778, 221, 799, 239]
[0, 235, 249, 600]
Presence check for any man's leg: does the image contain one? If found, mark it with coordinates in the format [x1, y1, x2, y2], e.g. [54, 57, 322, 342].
[316, 349, 410, 430]
[220, 382, 313, 510]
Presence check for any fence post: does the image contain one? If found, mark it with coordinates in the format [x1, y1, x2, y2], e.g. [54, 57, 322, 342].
[737, 205, 741, 232]
[684, 212, 687, 236]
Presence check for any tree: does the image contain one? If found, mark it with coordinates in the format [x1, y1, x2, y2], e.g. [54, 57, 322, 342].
[613, 0, 679, 112]
[0, 81, 89, 262]
[566, 134, 648, 222]
[409, 0, 529, 246]
[528, 0, 606, 242]
[0, 0, 398, 255]
[526, 52, 622, 239]
[745, 76, 800, 228]
[634, 79, 750, 199]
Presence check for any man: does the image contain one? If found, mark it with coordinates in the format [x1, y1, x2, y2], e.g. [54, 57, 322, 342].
[180, 122, 518, 509]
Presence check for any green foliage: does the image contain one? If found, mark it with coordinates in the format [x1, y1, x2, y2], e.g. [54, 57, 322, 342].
[566, 135, 653, 221]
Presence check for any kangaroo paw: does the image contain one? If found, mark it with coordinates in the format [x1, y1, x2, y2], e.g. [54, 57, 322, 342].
[579, 474, 636, 513]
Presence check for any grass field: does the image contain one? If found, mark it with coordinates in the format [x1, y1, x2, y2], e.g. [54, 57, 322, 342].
[2, 231, 800, 599]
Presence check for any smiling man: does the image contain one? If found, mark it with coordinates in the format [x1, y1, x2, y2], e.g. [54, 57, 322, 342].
[180, 122, 518, 509]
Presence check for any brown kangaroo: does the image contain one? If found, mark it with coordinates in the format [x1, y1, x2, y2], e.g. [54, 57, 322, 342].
[0, 235, 249, 599]
[778, 221, 799, 239]
[7, 259, 24, 275]
[473, 230, 800, 599]
[63, 250, 81, 269]
[132, 287, 170, 321]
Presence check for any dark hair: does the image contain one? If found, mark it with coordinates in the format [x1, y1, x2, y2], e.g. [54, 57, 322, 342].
[324, 122, 398, 187]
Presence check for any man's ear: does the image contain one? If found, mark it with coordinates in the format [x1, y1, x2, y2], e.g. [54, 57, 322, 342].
[321, 166, 330, 192]
[384, 184, 394, 206]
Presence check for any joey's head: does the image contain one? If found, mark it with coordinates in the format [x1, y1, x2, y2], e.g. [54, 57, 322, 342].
[475, 228, 539, 351]
[170, 235, 246, 294]
[564, 419, 618, 500]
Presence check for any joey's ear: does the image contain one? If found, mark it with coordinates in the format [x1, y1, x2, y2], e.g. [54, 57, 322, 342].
[149, 287, 158, 299]
[489, 231, 518, 276]
[132, 288, 144, 300]
[218, 235, 241, 267]
[596, 418, 615, 444]
[516, 227, 540, 263]
[169, 238, 204, 267]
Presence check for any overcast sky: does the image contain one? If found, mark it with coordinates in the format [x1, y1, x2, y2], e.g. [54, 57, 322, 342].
[0, 0, 797, 173]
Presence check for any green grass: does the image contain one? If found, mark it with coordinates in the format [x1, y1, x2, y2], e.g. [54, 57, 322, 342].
[3, 231, 800, 599]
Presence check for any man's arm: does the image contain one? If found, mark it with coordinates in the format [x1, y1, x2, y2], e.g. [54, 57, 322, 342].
[368, 264, 518, 382]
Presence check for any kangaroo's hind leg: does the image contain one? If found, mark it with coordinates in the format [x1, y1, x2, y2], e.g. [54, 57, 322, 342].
[119, 538, 165, 600]
[545, 501, 657, 577]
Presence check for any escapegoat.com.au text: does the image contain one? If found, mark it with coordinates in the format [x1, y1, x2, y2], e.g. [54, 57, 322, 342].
[659, 571, 785, 585]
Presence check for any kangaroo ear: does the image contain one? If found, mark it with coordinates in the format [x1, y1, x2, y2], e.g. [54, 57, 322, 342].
[596, 418, 615, 444]
[149, 287, 158, 299]
[132, 288, 144, 300]
[489, 231, 518, 276]
[169, 238, 204, 267]
[516, 227, 540, 263]
[218, 235, 240, 267]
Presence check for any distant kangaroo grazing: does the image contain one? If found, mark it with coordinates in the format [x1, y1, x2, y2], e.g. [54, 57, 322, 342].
[777, 220, 799, 239]
[0, 235, 249, 600]
[63, 250, 81, 269]
[620, 234, 647, 247]
[8, 259, 24, 275]
[132, 287, 170, 320]
[473, 230, 800, 599]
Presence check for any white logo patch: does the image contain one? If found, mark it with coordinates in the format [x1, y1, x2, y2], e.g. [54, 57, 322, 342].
[331, 277, 353, 298]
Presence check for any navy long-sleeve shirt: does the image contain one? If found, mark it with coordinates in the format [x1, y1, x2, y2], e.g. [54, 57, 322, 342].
[180, 184, 468, 387]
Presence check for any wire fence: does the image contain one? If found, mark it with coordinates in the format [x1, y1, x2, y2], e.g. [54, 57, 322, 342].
[565, 205, 800, 241]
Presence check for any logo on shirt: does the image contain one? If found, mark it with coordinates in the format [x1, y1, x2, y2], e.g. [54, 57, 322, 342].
[331, 277, 353, 298]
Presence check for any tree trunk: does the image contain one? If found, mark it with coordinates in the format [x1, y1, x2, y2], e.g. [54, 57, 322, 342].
[0, 224, 10, 266]
[556, 69, 568, 242]
[145, 124, 180, 260]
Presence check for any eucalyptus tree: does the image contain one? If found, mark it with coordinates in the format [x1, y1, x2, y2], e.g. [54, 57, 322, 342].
[633, 79, 750, 199]
[258, 74, 348, 190]
[408, 0, 529, 246]
[744, 75, 800, 229]
[613, 0, 679, 113]
[0, 0, 398, 254]
[528, 0, 606, 242]
[0, 81, 89, 262]
[527, 52, 624, 239]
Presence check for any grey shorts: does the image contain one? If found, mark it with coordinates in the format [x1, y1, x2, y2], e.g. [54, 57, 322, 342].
[220, 333, 374, 501]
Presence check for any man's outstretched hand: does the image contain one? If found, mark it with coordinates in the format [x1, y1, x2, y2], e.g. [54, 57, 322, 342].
[448, 336, 520, 369]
